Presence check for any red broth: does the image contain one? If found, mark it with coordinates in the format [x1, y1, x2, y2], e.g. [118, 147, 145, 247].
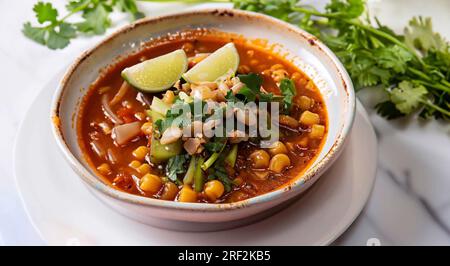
[78, 30, 328, 203]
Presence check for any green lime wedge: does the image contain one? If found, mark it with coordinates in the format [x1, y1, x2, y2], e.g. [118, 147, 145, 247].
[183, 43, 239, 83]
[121, 49, 187, 92]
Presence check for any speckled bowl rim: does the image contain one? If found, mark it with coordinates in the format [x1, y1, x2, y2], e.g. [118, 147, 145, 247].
[51, 8, 356, 212]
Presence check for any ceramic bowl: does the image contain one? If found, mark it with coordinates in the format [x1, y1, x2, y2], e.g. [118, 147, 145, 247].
[51, 8, 355, 231]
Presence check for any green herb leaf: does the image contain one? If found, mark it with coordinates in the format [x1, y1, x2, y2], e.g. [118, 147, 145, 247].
[24, 0, 144, 50]
[390, 81, 428, 114]
[166, 154, 188, 182]
[236, 73, 277, 102]
[33, 2, 58, 24]
[22, 22, 47, 45]
[76, 4, 111, 34]
[47, 29, 71, 49]
[114, 0, 145, 20]
[279, 78, 296, 113]
[405, 17, 447, 54]
[204, 137, 227, 153]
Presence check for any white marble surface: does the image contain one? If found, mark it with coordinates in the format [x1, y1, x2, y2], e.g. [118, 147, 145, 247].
[1, 0, 449, 245]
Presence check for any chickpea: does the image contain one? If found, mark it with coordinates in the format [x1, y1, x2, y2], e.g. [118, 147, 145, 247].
[310, 124, 325, 139]
[249, 150, 271, 169]
[178, 185, 198, 203]
[162, 90, 175, 105]
[269, 154, 291, 173]
[140, 174, 162, 194]
[160, 182, 179, 201]
[204, 180, 225, 202]
[272, 69, 289, 83]
[299, 111, 320, 126]
[268, 141, 288, 156]
[297, 96, 314, 110]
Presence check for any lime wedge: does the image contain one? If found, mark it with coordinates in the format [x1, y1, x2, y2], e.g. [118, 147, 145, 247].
[121, 49, 187, 93]
[183, 43, 239, 83]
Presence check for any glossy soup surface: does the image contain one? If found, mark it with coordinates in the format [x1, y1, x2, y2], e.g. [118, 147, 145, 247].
[78, 30, 328, 203]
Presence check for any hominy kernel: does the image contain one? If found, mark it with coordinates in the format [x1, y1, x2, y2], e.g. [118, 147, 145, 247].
[132, 146, 149, 161]
[136, 163, 151, 175]
[129, 160, 141, 169]
[300, 111, 320, 126]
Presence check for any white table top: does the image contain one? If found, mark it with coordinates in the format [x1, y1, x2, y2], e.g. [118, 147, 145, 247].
[1, 0, 450, 245]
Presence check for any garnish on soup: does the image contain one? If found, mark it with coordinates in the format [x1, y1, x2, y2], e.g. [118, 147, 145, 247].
[78, 30, 328, 203]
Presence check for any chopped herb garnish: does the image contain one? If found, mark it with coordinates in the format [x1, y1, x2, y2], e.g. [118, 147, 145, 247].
[165, 154, 188, 182]
[279, 78, 296, 114]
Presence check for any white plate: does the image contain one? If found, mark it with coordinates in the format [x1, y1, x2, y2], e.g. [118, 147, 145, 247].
[14, 72, 377, 245]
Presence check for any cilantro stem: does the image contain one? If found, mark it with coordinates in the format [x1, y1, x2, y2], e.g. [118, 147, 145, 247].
[414, 80, 450, 94]
[201, 152, 221, 171]
[292, 6, 423, 65]
[60, 1, 91, 22]
[421, 100, 450, 117]
[201, 140, 227, 171]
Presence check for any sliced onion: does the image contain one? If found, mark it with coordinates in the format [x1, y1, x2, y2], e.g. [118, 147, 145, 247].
[111, 121, 141, 146]
[90, 140, 106, 158]
[102, 94, 123, 125]
[136, 92, 152, 107]
[107, 149, 119, 164]
[110, 81, 130, 106]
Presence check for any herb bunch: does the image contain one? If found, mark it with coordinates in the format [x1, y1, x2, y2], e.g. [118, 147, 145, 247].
[232, 0, 450, 120]
[23, 0, 144, 49]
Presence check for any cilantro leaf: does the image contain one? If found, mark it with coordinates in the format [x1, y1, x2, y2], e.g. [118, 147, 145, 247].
[22, 22, 47, 45]
[114, 0, 145, 20]
[238, 73, 263, 91]
[231, 0, 450, 121]
[279, 78, 296, 113]
[23, 0, 145, 50]
[206, 155, 234, 192]
[390, 81, 428, 114]
[374, 45, 413, 74]
[33, 2, 58, 24]
[204, 137, 227, 153]
[58, 23, 77, 39]
[236, 73, 277, 102]
[47, 29, 71, 49]
[166, 154, 188, 182]
[325, 0, 365, 19]
[405, 17, 447, 54]
[76, 4, 111, 34]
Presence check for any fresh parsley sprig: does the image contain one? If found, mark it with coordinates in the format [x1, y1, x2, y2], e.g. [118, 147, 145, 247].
[23, 0, 144, 50]
[231, 0, 450, 120]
